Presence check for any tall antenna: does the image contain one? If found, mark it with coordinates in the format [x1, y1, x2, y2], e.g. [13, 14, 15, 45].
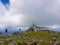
[32, 19, 36, 30]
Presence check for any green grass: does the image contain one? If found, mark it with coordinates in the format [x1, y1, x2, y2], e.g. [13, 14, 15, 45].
[20, 31, 55, 40]
[0, 31, 60, 45]
[18, 31, 60, 45]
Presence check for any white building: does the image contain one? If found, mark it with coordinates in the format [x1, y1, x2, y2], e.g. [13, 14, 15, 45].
[32, 23, 48, 31]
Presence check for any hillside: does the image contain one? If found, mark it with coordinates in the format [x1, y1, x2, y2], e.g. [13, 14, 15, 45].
[0, 31, 60, 45]
[18, 31, 60, 45]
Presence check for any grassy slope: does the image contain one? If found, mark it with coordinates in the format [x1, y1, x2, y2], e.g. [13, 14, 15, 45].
[20, 31, 57, 40]
[0, 31, 60, 45]
[17, 31, 60, 45]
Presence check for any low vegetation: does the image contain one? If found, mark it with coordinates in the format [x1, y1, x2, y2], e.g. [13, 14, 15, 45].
[0, 31, 59, 45]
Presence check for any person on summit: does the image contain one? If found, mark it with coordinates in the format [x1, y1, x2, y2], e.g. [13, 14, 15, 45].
[5, 28, 8, 34]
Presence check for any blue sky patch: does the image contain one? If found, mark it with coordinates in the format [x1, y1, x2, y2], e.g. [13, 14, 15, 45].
[1, 0, 10, 5]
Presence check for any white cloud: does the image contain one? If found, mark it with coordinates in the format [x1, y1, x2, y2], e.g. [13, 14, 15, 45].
[0, 10, 24, 29]
[0, 0, 60, 31]
[46, 24, 60, 29]
[0, 0, 26, 29]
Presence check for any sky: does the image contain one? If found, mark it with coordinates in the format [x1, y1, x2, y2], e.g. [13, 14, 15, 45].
[0, 0, 60, 31]
[1, 0, 10, 9]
